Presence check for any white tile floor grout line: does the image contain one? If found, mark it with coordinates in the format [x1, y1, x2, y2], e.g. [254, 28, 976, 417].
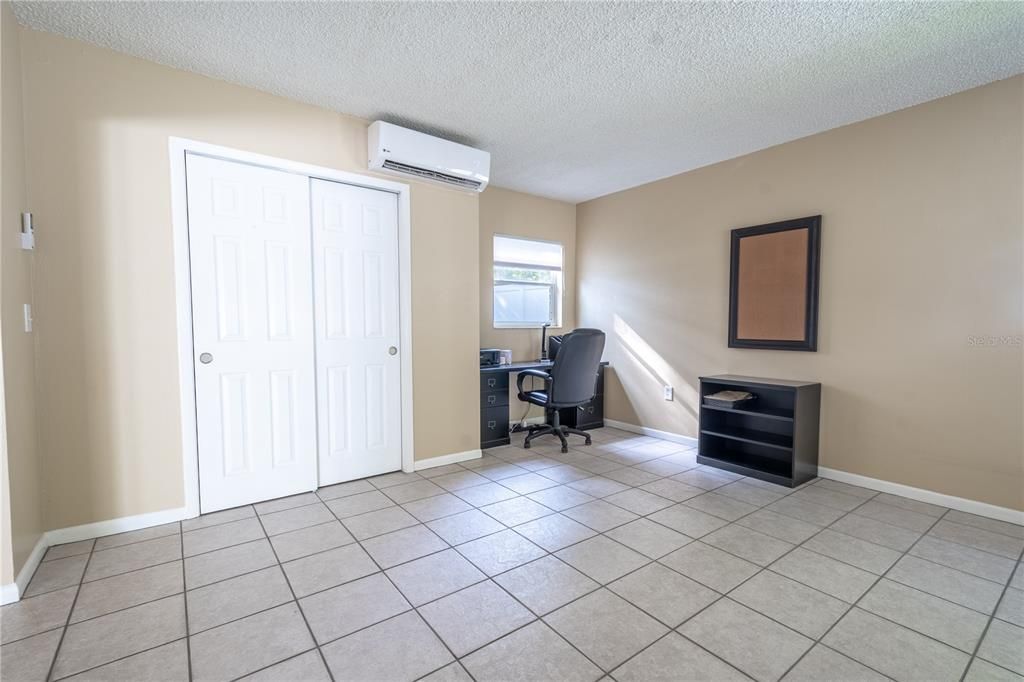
[16, 484, 1017, 607]
[774, 506, 951, 681]
[6, 429, 1023, 682]
[16, 502, 1000, 680]
[317, 483, 471, 680]
[178, 522, 193, 682]
[44, 536, 98, 682]
[607, 481, 885, 681]
[959, 546, 1024, 682]
[250, 507, 337, 682]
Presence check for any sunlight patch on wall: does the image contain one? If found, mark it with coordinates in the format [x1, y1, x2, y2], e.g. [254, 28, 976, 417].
[613, 314, 699, 436]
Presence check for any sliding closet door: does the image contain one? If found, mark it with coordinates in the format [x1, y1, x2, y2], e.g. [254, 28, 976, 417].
[187, 154, 318, 512]
[312, 179, 403, 484]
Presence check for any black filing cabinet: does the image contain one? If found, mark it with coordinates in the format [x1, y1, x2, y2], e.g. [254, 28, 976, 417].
[560, 365, 605, 430]
[480, 362, 607, 449]
[480, 371, 511, 448]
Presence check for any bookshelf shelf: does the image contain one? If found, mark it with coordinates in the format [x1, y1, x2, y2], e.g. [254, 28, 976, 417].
[698, 375, 820, 488]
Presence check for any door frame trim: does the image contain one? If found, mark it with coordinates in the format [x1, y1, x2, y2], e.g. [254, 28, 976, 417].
[169, 137, 415, 519]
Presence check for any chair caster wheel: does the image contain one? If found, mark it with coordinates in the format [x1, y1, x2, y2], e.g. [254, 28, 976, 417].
[585, 439, 592, 445]
[561, 446, 568, 453]
[523, 442, 531, 449]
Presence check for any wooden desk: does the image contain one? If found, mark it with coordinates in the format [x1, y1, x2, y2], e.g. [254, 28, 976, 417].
[480, 361, 607, 449]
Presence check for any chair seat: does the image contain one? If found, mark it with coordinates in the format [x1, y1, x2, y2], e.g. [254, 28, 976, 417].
[522, 390, 549, 406]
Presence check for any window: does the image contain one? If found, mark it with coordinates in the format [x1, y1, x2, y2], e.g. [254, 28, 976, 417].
[493, 235, 563, 328]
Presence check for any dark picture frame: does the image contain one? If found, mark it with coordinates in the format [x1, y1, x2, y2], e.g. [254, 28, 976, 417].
[728, 215, 821, 351]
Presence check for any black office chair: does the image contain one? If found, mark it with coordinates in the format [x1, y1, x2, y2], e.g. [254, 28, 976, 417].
[516, 328, 606, 453]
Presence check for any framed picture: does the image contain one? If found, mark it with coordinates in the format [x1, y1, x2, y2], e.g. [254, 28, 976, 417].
[728, 215, 821, 351]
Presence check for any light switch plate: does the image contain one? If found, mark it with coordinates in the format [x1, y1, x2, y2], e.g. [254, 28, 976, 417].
[23, 304, 32, 332]
[663, 385, 673, 401]
[20, 213, 34, 250]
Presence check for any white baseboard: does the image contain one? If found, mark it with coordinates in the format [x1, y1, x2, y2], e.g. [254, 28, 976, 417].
[414, 448, 482, 471]
[45, 506, 190, 546]
[604, 419, 698, 448]
[818, 467, 1024, 526]
[602, 420, 1022, 526]
[0, 583, 18, 605]
[2, 506, 190, 604]
[511, 416, 547, 428]
[1, 534, 49, 605]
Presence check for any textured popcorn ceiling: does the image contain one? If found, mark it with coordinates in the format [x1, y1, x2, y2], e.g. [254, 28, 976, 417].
[12, 2, 1024, 202]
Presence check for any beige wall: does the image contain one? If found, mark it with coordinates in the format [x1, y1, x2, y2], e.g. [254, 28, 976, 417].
[1, 404, 12, 586]
[577, 76, 1024, 511]
[19, 28, 479, 531]
[479, 186, 575, 421]
[480, 186, 577, 359]
[0, 0, 11, 586]
[1, 2, 43, 583]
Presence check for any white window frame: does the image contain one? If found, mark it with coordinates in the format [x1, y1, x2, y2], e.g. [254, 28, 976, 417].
[492, 234, 563, 329]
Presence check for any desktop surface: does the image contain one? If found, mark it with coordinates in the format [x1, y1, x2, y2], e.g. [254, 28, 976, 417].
[479, 360, 609, 449]
[480, 360, 554, 373]
[481, 360, 608, 374]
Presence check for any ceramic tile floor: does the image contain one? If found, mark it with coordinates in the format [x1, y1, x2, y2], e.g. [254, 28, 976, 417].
[2, 427, 1023, 682]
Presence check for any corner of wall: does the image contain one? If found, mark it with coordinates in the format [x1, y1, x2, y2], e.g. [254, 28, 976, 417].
[0, 372, 15, 588]
[574, 77, 1024, 511]
[478, 186, 579, 422]
[1, 0, 46, 589]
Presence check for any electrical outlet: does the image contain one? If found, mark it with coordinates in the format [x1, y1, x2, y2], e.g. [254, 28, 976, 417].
[663, 385, 673, 401]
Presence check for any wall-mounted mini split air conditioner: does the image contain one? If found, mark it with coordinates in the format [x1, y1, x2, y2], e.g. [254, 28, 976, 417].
[368, 121, 490, 192]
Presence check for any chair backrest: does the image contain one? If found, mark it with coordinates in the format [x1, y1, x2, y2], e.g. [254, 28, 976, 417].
[548, 328, 606, 407]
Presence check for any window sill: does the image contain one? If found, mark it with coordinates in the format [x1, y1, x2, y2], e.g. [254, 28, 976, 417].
[492, 324, 565, 330]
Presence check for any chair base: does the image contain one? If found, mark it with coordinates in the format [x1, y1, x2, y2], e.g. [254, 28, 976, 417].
[522, 409, 592, 453]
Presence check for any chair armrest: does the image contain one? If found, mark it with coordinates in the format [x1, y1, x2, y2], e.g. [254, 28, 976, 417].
[516, 369, 551, 394]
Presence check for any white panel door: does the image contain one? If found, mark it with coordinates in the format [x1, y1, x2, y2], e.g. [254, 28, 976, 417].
[312, 179, 403, 484]
[187, 153, 318, 512]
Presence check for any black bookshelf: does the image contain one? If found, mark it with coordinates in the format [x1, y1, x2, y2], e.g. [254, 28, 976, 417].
[698, 375, 820, 487]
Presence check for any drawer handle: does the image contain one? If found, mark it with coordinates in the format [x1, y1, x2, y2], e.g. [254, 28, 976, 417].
[487, 395, 496, 404]
[487, 378, 497, 388]
[487, 420, 496, 428]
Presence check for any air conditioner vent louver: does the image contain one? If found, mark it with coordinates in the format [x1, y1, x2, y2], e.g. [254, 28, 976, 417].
[381, 160, 483, 190]
[368, 121, 490, 193]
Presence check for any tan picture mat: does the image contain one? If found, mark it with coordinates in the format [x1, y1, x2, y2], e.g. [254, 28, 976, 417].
[735, 227, 808, 341]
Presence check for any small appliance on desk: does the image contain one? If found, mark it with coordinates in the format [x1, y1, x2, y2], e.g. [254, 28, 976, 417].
[480, 348, 512, 367]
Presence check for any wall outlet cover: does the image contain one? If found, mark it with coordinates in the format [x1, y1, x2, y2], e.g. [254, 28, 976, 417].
[663, 385, 673, 401]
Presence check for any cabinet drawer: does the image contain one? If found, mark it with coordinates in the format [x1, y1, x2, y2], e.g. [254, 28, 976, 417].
[575, 400, 604, 429]
[482, 389, 509, 409]
[480, 372, 509, 392]
[481, 406, 510, 444]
